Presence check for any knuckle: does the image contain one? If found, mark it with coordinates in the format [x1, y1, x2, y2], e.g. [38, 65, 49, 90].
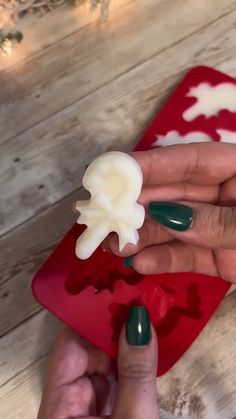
[169, 243, 194, 272]
[200, 206, 218, 242]
[213, 207, 236, 243]
[167, 245, 177, 273]
[133, 256, 148, 275]
[201, 206, 236, 246]
[183, 145, 200, 181]
[119, 358, 154, 381]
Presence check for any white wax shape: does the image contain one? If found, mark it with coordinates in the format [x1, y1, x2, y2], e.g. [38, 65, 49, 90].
[217, 129, 236, 144]
[183, 82, 236, 121]
[152, 130, 212, 147]
[75, 151, 145, 259]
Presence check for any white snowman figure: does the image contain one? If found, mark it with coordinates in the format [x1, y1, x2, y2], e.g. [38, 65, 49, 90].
[75, 151, 145, 259]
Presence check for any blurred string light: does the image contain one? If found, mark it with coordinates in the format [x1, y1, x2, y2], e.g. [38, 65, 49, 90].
[0, 0, 110, 56]
[75, 0, 110, 18]
[0, 38, 13, 56]
[0, 31, 23, 56]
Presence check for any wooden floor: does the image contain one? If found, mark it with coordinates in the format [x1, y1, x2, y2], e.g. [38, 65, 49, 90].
[1, 1, 236, 418]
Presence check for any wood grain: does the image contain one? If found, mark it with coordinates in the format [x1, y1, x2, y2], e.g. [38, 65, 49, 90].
[0, 354, 48, 419]
[1, 1, 236, 418]
[0, 0, 235, 144]
[0, 188, 84, 336]
[158, 291, 236, 418]
[0, 0, 133, 73]
[0, 310, 60, 387]
[2, 8, 236, 237]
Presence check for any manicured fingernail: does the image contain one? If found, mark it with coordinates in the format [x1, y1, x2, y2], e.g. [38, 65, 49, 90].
[123, 256, 133, 269]
[126, 306, 151, 346]
[148, 202, 193, 232]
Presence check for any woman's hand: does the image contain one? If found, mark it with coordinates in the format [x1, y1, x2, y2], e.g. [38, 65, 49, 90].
[37, 306, 159, 419]
[108, 142, 236, 283]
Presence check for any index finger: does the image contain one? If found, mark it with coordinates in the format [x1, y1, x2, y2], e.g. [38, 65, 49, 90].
[132, 142, 236, 186]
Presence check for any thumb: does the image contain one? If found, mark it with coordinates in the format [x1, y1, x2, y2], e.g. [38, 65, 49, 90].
[111, 306, 159, 419]
[148, 201, 236, 249]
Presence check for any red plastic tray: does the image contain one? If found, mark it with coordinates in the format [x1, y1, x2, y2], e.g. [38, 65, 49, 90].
[32, 66, 232, 376]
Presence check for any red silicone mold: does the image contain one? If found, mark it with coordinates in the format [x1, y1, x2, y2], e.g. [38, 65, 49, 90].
[32, 66, 232, 376]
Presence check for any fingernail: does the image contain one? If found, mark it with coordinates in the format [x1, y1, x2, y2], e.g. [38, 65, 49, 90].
[126, 306, 151, 346]
[148, 202, 193, 232]
[123, 256, 133, 269]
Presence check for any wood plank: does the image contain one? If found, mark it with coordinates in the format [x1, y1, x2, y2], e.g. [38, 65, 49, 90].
[2, 9, 236, 237]
[1, 3, 236, 418]
[0, 188, 84, 336]
[0, 291, 235, 418]
[0, 310, 60, 388]
[158, 291, 236, 418]
[0, 0, 235, 144]
[0, 0, 133, 73]
[226, 284, 236, 296]
[0, 354, 47, 419]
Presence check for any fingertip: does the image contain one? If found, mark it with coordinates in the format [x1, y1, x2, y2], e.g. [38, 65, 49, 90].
[123, 252, 149, 275]
[117, 309, 158, 374]
[109, 235, 139, 257]
[129, 251, 153, 275]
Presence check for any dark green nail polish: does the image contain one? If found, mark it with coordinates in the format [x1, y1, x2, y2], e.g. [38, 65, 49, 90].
[124, 256, 133, 269]
[126, 306, 151, 346]
[148, 202, 193, 232]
